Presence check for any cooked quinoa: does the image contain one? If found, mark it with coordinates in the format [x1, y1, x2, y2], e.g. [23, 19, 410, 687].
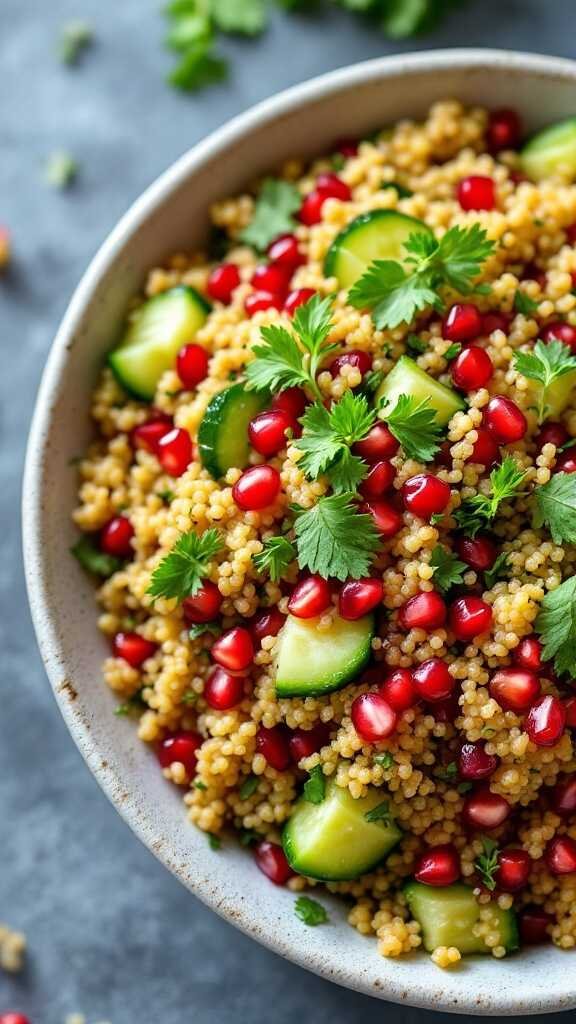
[0, 922, 26, 973]
[73, 100, 576, 966]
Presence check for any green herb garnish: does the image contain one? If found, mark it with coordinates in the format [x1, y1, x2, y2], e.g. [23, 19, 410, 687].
[253, 536, 296, 582]
[239, 775, 260, 800]
[208, 833, 222, 850]
[444, 342, 462, 361]
[293, 492, 381, 581]
[373, 752, 395, 770]
[295, 391, 376, 493]
[382, 394, 443, 462]
[484, 551, 511, 589]
[294, 896, 328, 926]
[513, 289, 539, 316]
[535, 576, 576, 678]
[303, 765, 326, 804]
[454, 457, 527, 537]
[474, 837, 499, 891]
[240, 178, 301, 252]
[364, 800, 393, 825]
[71, 535, 122, 578]
[533, 472, 576, 544]
[147, 528, 222, 600]
[429, 545, 467, 594]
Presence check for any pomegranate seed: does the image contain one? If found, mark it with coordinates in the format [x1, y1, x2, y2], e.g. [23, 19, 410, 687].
[565, 696, 576, 727]
[459, 741, 498, 781]
[132, 415, 173, 453]
[437, 440, 454, 469]
[455, 535, 497, 573]
[380, 668, 416, 712]
[513, 636, 543, 673]
[412, 658, 454, 702]
[315, 172, 352, 201]
[158, 731, 201, 773]
[556, 449, 576, 473]
[204, 666, 245, 710]
[0, 1015, 31, 1024]
[272, 387, 307, 421]
[256, 725, 291, 770]
[157, 427, 192, 477]
[434, 694, 461, 723]
[536, 421, 568, 449]
[399, 591, 447, 631]
[457, 175, 496, 211]
[353, 422, 399, 462]
[245, 290, 284, 316]
[288, 575, 332, 618]
[284, 288, 316, 316]
[329, 349, 373, 379]
[289, 723, 330, 762]
[267, 233, 304, 272]
[351, 691, 398, 742]
[482, 311, 511, 336]
[176, 343, 209, 389]
[467, 427, 500, 467]
[485, 395, 527, 443]
[339, 577, 383, 620]
[232, 465, 281, 510]
[362, 499, 403, 538]
[414, 844, 460, 886]
[519, 907, 553, 945]
[248, 409, 293, 455]
[462, 788, 511, 830]
[551, 776, 576, 817]
[334, 137, 358, 158]
[449, 596, 493, 641]
[211, 627, 254, 672]
[100, 516, 134, 558]
[250, 607, 286, 645]
[541, 321, 576, 352]
[112, 632, 157, 667]
[182, 580, 222, 624]
[487, 109, 522, 152]
[299, 189, 328, 226]
[207, 262, 241, 304]
[496, 848, 531, 891]
[443, 303, 482, 342]
[359, 460, 396, 499]
[451, 345, 493, 390]
[567, 222, 576, 245]
[525, 694, 566, 747]
[545, 835, 576, 875]
[522, 262, 547, 288]
[401, 473, 451, 519]
[489, 668, 541, 713]
[252, 263, 290, 297]
[254, 840, 294, 885]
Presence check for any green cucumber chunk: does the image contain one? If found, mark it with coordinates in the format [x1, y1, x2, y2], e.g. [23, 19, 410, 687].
[283, 779, 402, 880]
[108, 285, 211, 400]
[376, 355, 465, 427]
[528, 370, 576, 418]
[324, 210, 433, 289]
[521, 118, 576, 182]
[198, 382, 268, 479]
[275, 613, 373, 698]
[404, 881, 519, 955]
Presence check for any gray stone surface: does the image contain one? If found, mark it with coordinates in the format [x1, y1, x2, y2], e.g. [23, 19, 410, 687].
[2, 1, 576, 1020]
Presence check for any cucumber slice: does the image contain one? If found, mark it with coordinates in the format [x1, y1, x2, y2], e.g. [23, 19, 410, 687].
[404, 881, 519, 955]
[521, 118, 576, 182]
[283, 779, 402, 880]
[324, 210, 433, 289]
[108, 286, 211, 401]
[376, 355, 465, 427]
[198, 382, 268, 479]
[275, 613, 373, 698]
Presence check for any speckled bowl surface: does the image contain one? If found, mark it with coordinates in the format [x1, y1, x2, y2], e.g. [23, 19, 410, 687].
[23, 49, 576, 1016]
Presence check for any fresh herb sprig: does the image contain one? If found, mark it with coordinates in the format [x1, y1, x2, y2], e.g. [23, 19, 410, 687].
[253, 536, 296, 582]
[533, 472, 576, 544]
[382, 394, 443, 462]
[59, 20, 94, 64]
[294, 896, 328, 926]
[364, 800, 393, 825]
[454, 457, 527, 537]
[514, 339, 576, 423]
[474, 837, 499, 891]
[429, 545, 467, 594]
[303, 765, 326, 804]
[535, 576, 576, 678]
[484, 551, 511, 589]
[240, 178, 301, 251]
[147, 528, 222, 600]
[295, 391, 376, 493]
[293, 492, 381, 581]
[71, 535, 122, 578]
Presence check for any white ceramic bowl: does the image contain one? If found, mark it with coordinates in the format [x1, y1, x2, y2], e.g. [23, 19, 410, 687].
[24, 49, 576, 1016]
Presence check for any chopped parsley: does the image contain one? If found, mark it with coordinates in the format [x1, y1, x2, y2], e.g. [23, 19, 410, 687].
[293, 492, 381, 581]
[114, 691, 145, 718]
[295, 391, 376, 493]
[239, 775, 260, 800]
[208, 833, 222, 850]
[433, 761, 458, 783]
[535, 576, 576, 678]
[513, 289, 539, 316]
[533, 472, 576, 544]
[406, 333, 427, 355]
[253, 536, 296, 582]
[373, 752, 395, 770]
[240, 178, 301, 252]
[444, 342, 462, 361]
[454, 457, 527, 537]
[303, 765, 326, 805]
[71, 535, 122, 578]
[294, 896, 328, 926]
[188, 622, 222, 641]
[429, 545, 467, 594]
[194, 779, 208, 790]
[474, 837, 499, 891]
[514, 339, 576, 422]
[484, 551, 511, 589]
[382, 394, 443, 462]
[147, 528, 222, 600]
[364, 800, 393, 825]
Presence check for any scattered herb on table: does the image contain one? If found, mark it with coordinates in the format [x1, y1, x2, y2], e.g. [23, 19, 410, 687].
[294, 895, 328, 926]
[534, 575, 576, 678]
[147, 528, 223, 599]
[239, 774, 260, 800]
[454, 457, 527, 537]
[45, 151, 78, 188]
[59, 20, 94, 64]
[303, 765, 326, 804]
[429, 545, 467, 594]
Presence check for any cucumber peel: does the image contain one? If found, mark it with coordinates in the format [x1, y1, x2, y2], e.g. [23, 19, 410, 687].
[198, 382, 268, 479]
[404, 881, 519, 955]
[521, 118, 576, 182]
[324, 210, 432, 289]
[275, 612, 373, 698]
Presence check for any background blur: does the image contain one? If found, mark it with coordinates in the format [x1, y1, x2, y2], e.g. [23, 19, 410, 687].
[2, 2, 576, 1021]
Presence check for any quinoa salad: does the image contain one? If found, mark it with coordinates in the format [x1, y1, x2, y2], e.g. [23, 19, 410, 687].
[72, 101, 576, 968]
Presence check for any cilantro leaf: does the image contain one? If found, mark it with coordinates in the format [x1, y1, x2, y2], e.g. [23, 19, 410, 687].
[326, 447, 367, 494]
[535, 576, 576, 678]
[429, 545, 467, 594]
[240, 178, 301, 252]
[433, 761, 458, 783]
[295, 391, 376, 492]
[474, 837, 499, 891]
[147, 528, 222, 600]
[293, 493, 381, 581]
[71, 535, 122, 578]
[188, 622, 221, 641]
[383, 394, 443, 462]
[378, 0, 461, 36]
[513, 289, 539, 316]
[373, 751, 395, 769]
[168, 44, 227, 90]
[533, 472, 576, 544]
[253, 536, 296, 582]
[454, 457, 527, 537]
[444, 342, 462, 361]
[514, 339, 576, 423]
[364, 800, 393, 825]
[208, 833, 222, 850]
[484, 551, 511, 589]
[303, 765, 326, 804]
[211, 0, 267, 35]
[406, 333, 427, 355]
[239, 774, 259, 800]
[294, 896, 328, 926]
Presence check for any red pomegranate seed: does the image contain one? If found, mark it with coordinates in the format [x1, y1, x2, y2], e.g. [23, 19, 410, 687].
[443, 303, 482, 342]
[362, 499, 403, 539]
[522, 262, 547, 288]
[545, 835, 576, 875]
[485, 396, 527, 443]
[455, 535, 497, 573]
[100, 516, 134, 558]
[288, 723, 330, 762]
[272, 387, 307, 421]
[157, 427, 192, 477]
[401, 473, 451, 519]
[512, 636, 543, 673]
[339, 577, 383, 620]
[414, 844, 460, 886]
[256, 725, 291, 770]
[496, 848, 531, 892]
[359, 460, 396, 499]
[207, 262, 241, 304]
[556, 449, 576, 473]
[457, 175, 496, 212]
[567, 222, 576, 245]
[487, 108, 522, 152]
[204, 666, 245, 710]
[329, 349, 373, 379]
[433, 694, 460, 723]
[482, 311, 511, 336]
[158, 731, 201, 773]
[451, 345, 493, 390]
[316, 172, 352, 201]
[536, 421, 569, 450]
[519, 907, 553, 945]
[412, 658, 454, 702]
[252, 263, 290, 297]
[211, 627, 254, 672]
[267, 233, 304, 272]
[525, 694, 566, 747]
[0, 1016, 30, 1024]
[132, 415, 173, 454]
[351, 691, 398, 742]
[232, 465, 281, 510]
[299, 190, 328, 226]
[489, 668, 541, 713]
[353, 422, 399, 462]
[459, 741, 498, 781]
[288, 575, 332, 618]
[335, 137, 358, 158]
[551, 776, 576, 817]
[467, 427, 500, 467]
[248, 409, 293, 456]
[565, 696, 576, 727]
[245, 290, 284, 316]
[541, 321, 576, 352]
[284, 288, 316, 316]
[250, 607, 286, 645]
[176, 343, 209, 389]
[112, 631, 157, 667]
[449, 596, 493, 641]
[462, 788, 511, 830]
[380, 668, 416, 712]
[399, 591, 447, 631]
[182, 580, 222, 624]
[254, 840, 295, 885]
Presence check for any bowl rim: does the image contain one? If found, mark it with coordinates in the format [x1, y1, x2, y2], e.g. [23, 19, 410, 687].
[23, 48, 576, 1015]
